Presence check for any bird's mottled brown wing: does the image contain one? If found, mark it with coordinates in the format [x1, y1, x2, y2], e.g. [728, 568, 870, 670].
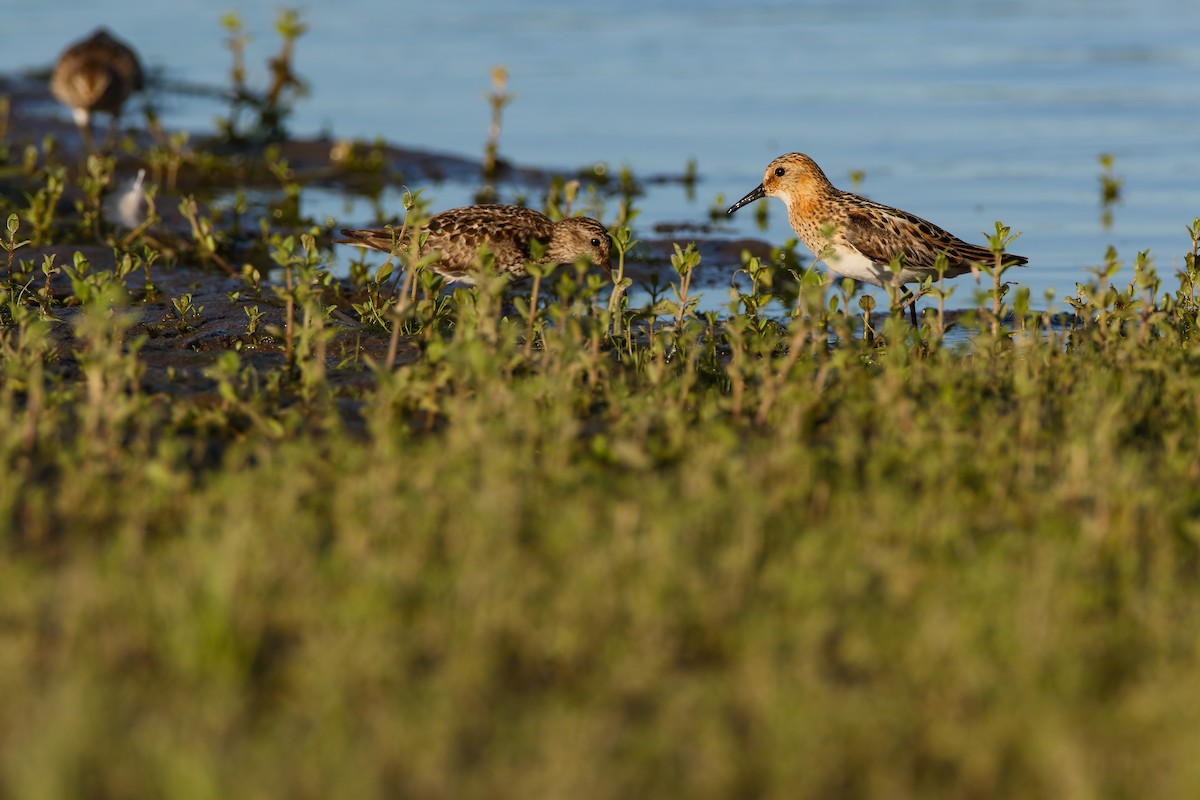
[422, 205, 555, 275]
[338, 205, 557, 280]
[429, 206, 550, 255]
[840, 193, 1026, 276]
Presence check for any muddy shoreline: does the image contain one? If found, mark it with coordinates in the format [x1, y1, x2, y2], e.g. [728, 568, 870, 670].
[2, 71, 782, 427]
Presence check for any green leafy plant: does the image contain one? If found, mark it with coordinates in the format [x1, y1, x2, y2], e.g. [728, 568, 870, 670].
[217, 9, 310, 145]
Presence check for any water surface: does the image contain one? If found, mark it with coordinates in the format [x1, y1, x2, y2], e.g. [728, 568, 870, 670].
[5, 0, 1199, 307]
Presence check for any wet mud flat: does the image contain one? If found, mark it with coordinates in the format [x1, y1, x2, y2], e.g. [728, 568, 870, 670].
[13, 233, 774, 401]
[1, 72, 783, 422]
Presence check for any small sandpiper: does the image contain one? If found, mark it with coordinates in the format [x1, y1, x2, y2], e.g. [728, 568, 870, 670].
[728, 152, 1027, 324]
[337, 204, 612, 283]
[50, 28, 144, 151]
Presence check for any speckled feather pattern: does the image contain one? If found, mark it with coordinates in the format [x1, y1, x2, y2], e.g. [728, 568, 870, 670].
[337, 205, 611, 283]
[729, 152, 1026, 286]
[50, 28, 144, 123]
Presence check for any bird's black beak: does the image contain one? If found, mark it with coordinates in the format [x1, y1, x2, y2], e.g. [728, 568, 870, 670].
[727, 184, 766, 215]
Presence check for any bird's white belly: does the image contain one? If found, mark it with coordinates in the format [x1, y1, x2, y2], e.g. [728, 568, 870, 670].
[821, 246, 921, 287]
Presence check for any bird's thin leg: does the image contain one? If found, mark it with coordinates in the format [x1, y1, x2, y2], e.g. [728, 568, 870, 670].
[103, 111, 122, 150]
[897, 285, 925, 328]
[80, 119, 96, 155]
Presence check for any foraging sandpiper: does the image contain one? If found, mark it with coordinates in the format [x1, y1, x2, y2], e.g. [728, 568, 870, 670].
[337, 204, 612, 283]
[50, 28, 144, 150]
[728, 152, 1027, 324]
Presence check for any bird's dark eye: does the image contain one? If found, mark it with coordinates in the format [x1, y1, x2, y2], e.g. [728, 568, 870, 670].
[590, 238, 601, 247]
[774, 167, 786, 177]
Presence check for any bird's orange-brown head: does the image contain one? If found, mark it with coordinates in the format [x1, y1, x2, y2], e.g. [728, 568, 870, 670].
[728, 152, 835, 215]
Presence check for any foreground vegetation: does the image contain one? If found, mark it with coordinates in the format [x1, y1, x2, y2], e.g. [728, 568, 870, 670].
[4, 190, 1200, 798]
[5, 12, 1200, 797]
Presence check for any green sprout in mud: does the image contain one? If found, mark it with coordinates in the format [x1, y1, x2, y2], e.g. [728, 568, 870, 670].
[3, 213, 29, 287]
[179, 196, 237, 276]
[982, 220, 1023, 336]
[664, 242, 700, 343]
[268, 231, 330, 374]
[78, 154, 114, 240]
[606, 216, 637, 338]
[858, 292, 878, 345]
[732, 250, 776, 328]
[264, 144, 304, 226]
[22, 166, 65, 246]
[145, 112, 189, 191]
[243, 304, 267, 344]
[171, 292, 204, 333]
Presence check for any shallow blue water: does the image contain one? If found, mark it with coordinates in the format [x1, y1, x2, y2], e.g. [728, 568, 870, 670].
[5, 0, 1200, 308]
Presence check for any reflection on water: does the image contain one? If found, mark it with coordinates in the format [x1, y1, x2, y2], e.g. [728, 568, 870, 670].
[4, 0, 1199, 309]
